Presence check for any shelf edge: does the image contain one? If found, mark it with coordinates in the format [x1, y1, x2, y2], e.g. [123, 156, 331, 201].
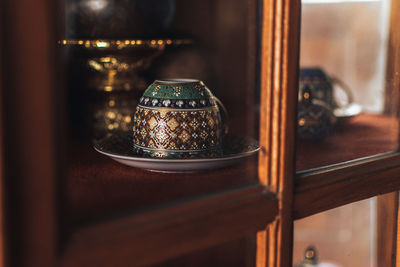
[60, 184, 278, 267]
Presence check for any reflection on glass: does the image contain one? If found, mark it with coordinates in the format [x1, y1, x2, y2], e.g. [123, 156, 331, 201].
[89, 92, 137, 138]
[297, 0, 399, 171]
[293, 198, 377, 267]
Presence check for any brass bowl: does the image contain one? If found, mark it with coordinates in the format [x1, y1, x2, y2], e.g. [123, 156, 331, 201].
[59, 39, 192, 92]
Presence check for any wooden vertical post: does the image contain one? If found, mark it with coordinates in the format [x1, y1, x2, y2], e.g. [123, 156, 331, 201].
[1, 1, 59, 266]
[386, 1, 400, 266]
[385, 0, 400, 116]
[396, 193, 400, 267]
[377, 193, 398, 267]
[257, 0, 301, 266]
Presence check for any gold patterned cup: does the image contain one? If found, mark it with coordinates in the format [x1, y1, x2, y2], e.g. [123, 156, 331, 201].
[133, 79, 228, 159]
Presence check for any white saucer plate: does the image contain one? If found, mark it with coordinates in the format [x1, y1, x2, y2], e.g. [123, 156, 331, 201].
[334, 103, 362, 121]
[94, 132, 260, 173]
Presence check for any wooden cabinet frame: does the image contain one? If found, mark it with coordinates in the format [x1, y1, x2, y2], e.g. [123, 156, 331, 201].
[257, 0, 300, 266]
[2, 0, 400, 267]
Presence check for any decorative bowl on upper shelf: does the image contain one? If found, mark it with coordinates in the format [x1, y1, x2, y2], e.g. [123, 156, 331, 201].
[60, 39, 192, 138]
[59, 39, 193, 92]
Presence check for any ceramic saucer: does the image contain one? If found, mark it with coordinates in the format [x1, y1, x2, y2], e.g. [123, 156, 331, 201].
[334, 103, 362, 122]
[94, 132, 260, 172]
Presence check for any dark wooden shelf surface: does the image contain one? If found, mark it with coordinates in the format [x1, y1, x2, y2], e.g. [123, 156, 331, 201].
[65, 140, 258, 225]
[294, 114, 400, 219]
[296, 113, 399, 171]
[62, 184, 277, 267]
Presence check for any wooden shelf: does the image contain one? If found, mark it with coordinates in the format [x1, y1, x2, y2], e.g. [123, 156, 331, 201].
[294, 114, 400, 219]
[65, 139, 259, 225]
[62, 184, 278, 267]
[296, 113, 399, 171]
[61, 139, 280, 266]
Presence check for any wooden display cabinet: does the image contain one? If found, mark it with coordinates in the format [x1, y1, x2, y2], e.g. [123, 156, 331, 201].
[2, 0, 400, 267]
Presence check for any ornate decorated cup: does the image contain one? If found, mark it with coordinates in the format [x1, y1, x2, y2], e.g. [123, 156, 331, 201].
[297, 67, 359, 141]
[299, 68, 335, 107]
[133, 79, 227, 158]
[299, 67, 355, 110]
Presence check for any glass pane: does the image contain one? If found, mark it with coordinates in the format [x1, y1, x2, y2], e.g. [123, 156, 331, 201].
[62, 0, 261, 226]
[296, 0, 399, 171]
[293, 195, 395, 267]
[293, 200, 375, 267]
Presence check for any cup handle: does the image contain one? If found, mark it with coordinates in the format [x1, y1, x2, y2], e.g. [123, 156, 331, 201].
[329, 76, 354, 108]
[213, 97, 229, 135]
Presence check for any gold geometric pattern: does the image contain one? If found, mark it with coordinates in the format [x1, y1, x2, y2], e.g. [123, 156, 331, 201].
[134, 106, 222, 151]
[178, 129, 191, 143]
[168, 140, 177, 150]
[207, 116, 215, 128]
[140, 128, 147, 139]
[189, 117, 200, 131]
[190, 141, 199, 150]
[148, 138, 156, 148]
[147, 116, 158, 130]
[200, 129, 209, 140]
[167, 117, 180, 131]
[159, 110, 168, 119]
[155, 129, 169, 144]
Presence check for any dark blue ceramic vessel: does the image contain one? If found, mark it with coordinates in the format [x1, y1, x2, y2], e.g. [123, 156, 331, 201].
[299, 67, 334, 108]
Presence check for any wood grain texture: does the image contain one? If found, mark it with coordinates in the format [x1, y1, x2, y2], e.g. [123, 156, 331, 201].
[377, 192, 398, 267]
[1, 0, 58, 267]
[397, 193, 400, 267]
[385, 0, 400, 116]
[61, 184, 278, 267]
[66, 141, 258, 224]
[294, 152, 400, 219]
[385, 1, 400, 263]
[382, 2, 400, 263]
[385, 1, 400, 264]
[257, 0, 300, 266]
[151, 237, 255, 267]
[296, 114, 399, 171]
